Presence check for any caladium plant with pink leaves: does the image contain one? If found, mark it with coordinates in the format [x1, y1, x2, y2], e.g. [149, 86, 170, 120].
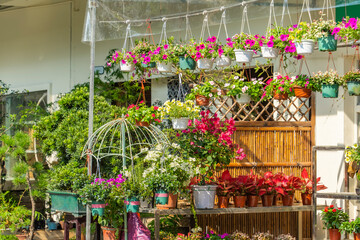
[258, 171, 285, 196]
[300, 168, 327, 194]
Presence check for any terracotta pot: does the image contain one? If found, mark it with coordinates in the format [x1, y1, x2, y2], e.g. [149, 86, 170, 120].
[328, 228, 341, 240]
[135, 121, 150, 127]
[195, 95, 210, 106]
[301, 193, 312, 205]
[102, 226, 119, 240]
[156, 193, 178, 209]
[16, 234, 27, 240]
[59, 220, 65, 230]
[282, 194, 294, 206]
[294, 85, 312, 98]
[354, 232, 360, 240]
[247, 195, 259, 207]
[234, 195, 247, 208]
[261, 194, 275, 207]
[273, 92, 289, 100]
[217, 196, 229, 208]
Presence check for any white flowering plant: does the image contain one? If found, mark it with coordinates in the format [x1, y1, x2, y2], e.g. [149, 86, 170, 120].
[186, 80, 216, 100]
[345, 143, 360, 164]
[313, 69, 344, 85]
[159, 100, 200, 120]
[310, 16, 337, 38]
[226, 73, 266, 102]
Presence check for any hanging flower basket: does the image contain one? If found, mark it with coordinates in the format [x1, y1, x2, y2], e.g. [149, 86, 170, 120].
[261, 47, 279, 59]
[155, 190, 169, 205]
[295, 40, 315, 54]
[318, 35, 337, 52]
[236, 93, 251, 104]
[234, 49, 254, 63]
[120, 62, 135, 72]
[322, 84, 339, 98]
[141, 62, 156, 68]
[293, 85, 312, 98]
[157, 62, 172, 73]
[172, 118, 189, 130]
[125, 197, 140, 213]
[192, 185, 217, 209]
[195, 95, 210, 106]
[347, 81, 360, 96]
[135, 121, 150, 127]
[273, 92, 289, 100]
[91, 201, 106, 216]
[179, 56, 196, 70]
[197, 58, 214, 70]
[216, 55, 232, 67]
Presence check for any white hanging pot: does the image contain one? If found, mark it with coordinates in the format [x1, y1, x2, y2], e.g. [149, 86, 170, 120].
[295, 40, 315, 54]
[261, 47, 279, 59]
[236, 93, 251, 104]
[197, 58, 214, 70]
[120, 62, 135, 72]
[234, 49, 254, 63]
[215, 56, 232, 67]
[192, 185, 217, 209]
[157, 62, 172, 73]
[172, 118, 189, 130]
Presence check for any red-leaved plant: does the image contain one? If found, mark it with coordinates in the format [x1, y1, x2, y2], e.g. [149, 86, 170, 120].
[245, 171, 263, 196]
[217, 170, 234, 196]
[300, 168, 327, 194]
[231, 175, 249, 196]
[258, 172, 285, 196]
[276, 172, 302, 195]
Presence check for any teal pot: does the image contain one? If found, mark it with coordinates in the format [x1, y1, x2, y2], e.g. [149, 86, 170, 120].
[141, 62, 156, 68]
[46, 220, 58, 230]
[179, 56, 196, 70]
[322, 84, 339, 98]
[155, 190, 169, 205]
[347, 81, 360, 96]
[318, 35, 337, 52]
[125, 197, 140, 213]
[91, 201, 106, 216]
[48, 191, 86, 217]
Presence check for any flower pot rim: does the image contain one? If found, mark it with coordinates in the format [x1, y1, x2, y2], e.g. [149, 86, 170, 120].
[295, 39, 315, 43]
[234, 49, 254, 52]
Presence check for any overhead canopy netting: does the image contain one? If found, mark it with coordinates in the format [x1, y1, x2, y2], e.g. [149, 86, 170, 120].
[82, 0, 359, 43]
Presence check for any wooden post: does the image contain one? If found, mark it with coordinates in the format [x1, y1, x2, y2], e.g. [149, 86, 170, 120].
[64, 219, 69, 240]
[154, 210, 160, 240]
[76, 218, 82, 240]
[298, 212, 303, 240]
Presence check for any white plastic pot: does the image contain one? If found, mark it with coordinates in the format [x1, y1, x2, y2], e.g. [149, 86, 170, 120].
[172, 118, 189, 130]
[192, 185, 217, 209]
[295, 40, 315, 55]
[261, 47, 279, 59]
[236, 93, 251, 104]
[120, 62, 135, 72]
[234, 49, 254, 63]
[157, 62, 172, 73]
[215, 56, 232, 67]
[197, 58, 214, 70]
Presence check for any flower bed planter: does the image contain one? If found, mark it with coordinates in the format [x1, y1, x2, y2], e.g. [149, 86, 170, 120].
[295, 40, 315, 54]
[172, 118, 189, 130]
[195, 95, 210, 106]
[157, 62, 172, 73]
[216, 56, 232, 67]
[294, 86, 312, 98]
[301, 193, 312, 205]
[328, 228, 341, 240]
[155, 190, 169, 205]
[234, 195, 247, 208]
[234, 49, 254, 63]
[156, 193, 177, 209]
[217, 196, 229, 208]
[197, 58, 214, 70]
[48, 191, 86, 217]
[318, 35, 337, 52]
[247, 195, 259, 207]
[179, 56, 196, 70]
[261, 47, 279, 59]
[91, 201, 105, 216]
[120, 62, 135, 72]
[347, 81, 360, 96]
[125, 197, 140, 213]
[322, 84, 339, 98]
[273, 92, 289, 100]
[192, 185, 217, 209]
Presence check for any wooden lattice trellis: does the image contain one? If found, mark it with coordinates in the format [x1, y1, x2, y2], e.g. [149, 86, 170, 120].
[207, 95, 312, 122]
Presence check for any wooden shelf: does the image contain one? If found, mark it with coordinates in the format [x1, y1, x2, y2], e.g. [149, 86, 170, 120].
[315, 192, 360, 200]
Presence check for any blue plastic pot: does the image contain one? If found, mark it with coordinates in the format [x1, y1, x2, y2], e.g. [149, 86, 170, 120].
[155, 190, 169, 205]
[91, 201, 105, 216]
[141, 62, 156, 68]
[322, 84, 339, 98]
[47, 220, 58, 230]
[125, 197, 140, 213]
[347, 81, 360, 96]
[318, 35, 337, 52]
[179, 56, 196, 70]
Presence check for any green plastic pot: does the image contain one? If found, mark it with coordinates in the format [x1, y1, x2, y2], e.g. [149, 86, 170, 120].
[125, 197, 140, 213]
[347, 81, 360, 96]
[91, 201, 106, 216]
[141, 62, 156, 68]
[179, 56, 196, 70]
[155, 190, 169, 205]
[48, 191, 86, 217]
[318, 35, 337, 52]
[322, 84, 339, 98]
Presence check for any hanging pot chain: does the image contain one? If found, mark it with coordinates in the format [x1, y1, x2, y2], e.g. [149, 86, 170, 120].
[185, 15, 194, 42]
[240, 4, 251, 35]
[217, 7, 229, 40]
[200, 11, 211, 40]
[159, 17, 168, 45]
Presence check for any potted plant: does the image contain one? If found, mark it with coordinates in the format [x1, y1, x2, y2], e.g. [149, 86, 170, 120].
[109, 51, 137, 72]
[152, 38, 177, 73]
[276, 173, 302, 206]
[245, 171, 262, 207]
[186, 81, 215, 106]
[265, 27, 297, 56]
[258, 35, 280, 59]
[339, 217, 360, 240]
[321, 205, 349, 240]
[259, 172, 285, 207]
[132, 40, 156, 68]
[343, 70, 360, 96]
[232, 175, 249, 208]
[300, 168, 327, 205]
[173, 42, 197, 70]
[290, 22, 317, 54]
[292, 74, 320, 98]
[230, 230, 250, 240]
[311, 16, 338, 51]
[160, 99, 200, 130]
[275, 234, 296, 240]
[232, 33, 260, 63]
[126, 101, 161, 126]
[345, 143, 360, 194]
[251, 231, 274, 240]
[216, 38, 235, 67]
[179, 111, 246, 209]
[192, 36, 219, 70]
[227, 74, 266, 103]
[313, 69, 344, 98]
[337, 17, 360, 44]
[264, 74, 294, 100]
[216, 170, 234, 208]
